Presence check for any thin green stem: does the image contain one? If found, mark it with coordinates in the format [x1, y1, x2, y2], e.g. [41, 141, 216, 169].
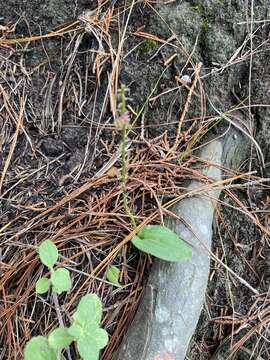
[120, 124, 136, 229]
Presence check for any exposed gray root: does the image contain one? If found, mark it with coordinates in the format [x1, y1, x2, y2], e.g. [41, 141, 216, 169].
[117, 128, 248, 360]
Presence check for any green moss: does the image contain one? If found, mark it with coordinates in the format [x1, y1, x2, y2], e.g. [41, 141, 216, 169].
[140, 39, 158, 53]
[201, 17, 209, 30]
[190, 4, 209, 31]
[190, 4, 204, 13]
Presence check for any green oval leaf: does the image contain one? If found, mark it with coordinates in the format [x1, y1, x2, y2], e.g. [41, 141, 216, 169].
[77, 335, 99, 360]
[38, 240, 58, 269]
[24, 336, 57, 360]
[51, 268, 72, 295]
[86, 326, 108, 349]
[73, 294, 102, 327]
[76, 324, 108, 360]
[36, 277, 50, 294]
[106, 266, 121, 287]
[48, 327, 73, 351]
[131, 225, 192, 262]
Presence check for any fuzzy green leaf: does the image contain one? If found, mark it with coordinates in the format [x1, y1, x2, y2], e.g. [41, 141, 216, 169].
[77, 336, 99, 360]
[51, 268, 72, 295]
[48, 327, 73, 351]
[76, 324, 108, 360]
[106, 266, 121, 287]
[36, 277, 50, 294]
[24, 336, 57, 360]
[73, 294, 102, 327]
[86, 326, 108, 349]
[38, 240, 58, 269]
[131, 225, 192, 262]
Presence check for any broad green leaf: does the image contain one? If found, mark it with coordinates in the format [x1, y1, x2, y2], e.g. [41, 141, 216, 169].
[84, 325, 108, 349]
[51, 268, 72, 295]
[68, 323, 83, 338]
[73, 294, 102, 327]
[106, 266, 121, 287]
[38, 240, 58, 269]
[77, 335, 99, 360]
[48, 327, 73, 350]
[36, 277, 50, 294]
[76, 324, 108, 360]
[131, 225, 192, 262]
[24, 336, 57, 360]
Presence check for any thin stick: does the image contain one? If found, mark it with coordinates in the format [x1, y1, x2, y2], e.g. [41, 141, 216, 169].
[169, 63, 202, 155]
[52, 293, 72, 360]
[52, 293, 64, 327]
[0, 98, 24, 193]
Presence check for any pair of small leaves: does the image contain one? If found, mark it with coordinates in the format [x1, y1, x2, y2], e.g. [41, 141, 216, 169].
[24, 294, 108, 360]
[36, 240, 72, 295]
[70, 294, 108, 360]
[68, 323, 108, 360]
[24, 330, 71, 360]
[131, 225, 192, 262]
[51, 295, 108, 360]
[36, 268, 71, 295]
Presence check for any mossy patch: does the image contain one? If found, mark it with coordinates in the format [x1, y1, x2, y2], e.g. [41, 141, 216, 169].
[140, 39, 158, 53]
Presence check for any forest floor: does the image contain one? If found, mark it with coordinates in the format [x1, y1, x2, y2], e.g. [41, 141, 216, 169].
[0, 1, 270, 359]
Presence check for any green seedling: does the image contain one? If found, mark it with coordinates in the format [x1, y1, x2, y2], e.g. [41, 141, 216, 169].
[24, 241, 108, 360]
[24, 294, 108, 360]
[140, 39, 157, 53]
[116, 85, 193, 264]
[36, 240, 72, 295]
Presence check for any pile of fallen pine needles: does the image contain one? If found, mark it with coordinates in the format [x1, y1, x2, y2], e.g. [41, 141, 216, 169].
[0, 6, 212, 358]
[1, 1, 270, 360]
